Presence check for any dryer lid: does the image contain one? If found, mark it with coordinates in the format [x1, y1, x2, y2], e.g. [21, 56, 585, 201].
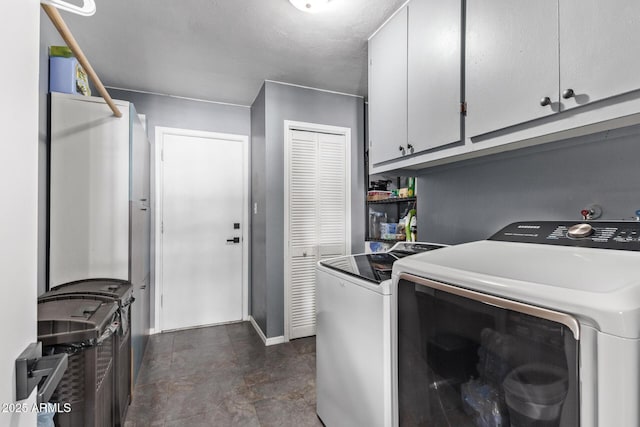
[393, 239, 640, 338]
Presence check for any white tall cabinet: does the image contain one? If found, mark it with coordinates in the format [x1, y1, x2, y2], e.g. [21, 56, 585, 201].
[49, 92, 151, 381]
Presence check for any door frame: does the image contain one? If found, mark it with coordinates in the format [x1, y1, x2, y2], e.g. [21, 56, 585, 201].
[283, 120, 352, 342]
[154, 126, 250, 332]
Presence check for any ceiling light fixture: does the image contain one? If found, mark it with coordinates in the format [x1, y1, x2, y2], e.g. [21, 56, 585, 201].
[289, 0, 331, 14]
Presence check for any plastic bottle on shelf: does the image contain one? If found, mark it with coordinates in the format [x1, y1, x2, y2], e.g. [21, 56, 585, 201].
[405, 209, 416, 241]
[410, 214, 417, 242]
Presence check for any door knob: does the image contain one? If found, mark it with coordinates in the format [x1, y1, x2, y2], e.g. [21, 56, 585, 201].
[540, 96, 551, 107]
[226, 237, 240, 243]
[562, 89, 575, 99]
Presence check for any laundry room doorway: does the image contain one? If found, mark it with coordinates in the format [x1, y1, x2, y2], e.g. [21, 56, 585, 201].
[284, 121, 352, 340]
[156, 127, 249, 331]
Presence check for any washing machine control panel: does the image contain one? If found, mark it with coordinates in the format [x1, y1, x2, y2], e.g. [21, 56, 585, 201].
[489, 221, 640, 251]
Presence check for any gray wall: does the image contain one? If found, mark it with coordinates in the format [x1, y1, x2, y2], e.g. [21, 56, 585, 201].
[107, 89, 251, 142]
[416, 125, 640, 244]
[252, 81, 365, 338]
[250, 84, 267, 333]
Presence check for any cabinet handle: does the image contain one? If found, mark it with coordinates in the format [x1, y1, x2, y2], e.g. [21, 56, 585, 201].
[139, 198, 147, 202]
[540, 96, 551, 107]
[141, 207, 148, 211]
[562, 89, 575, 99]
[398, 145, 405, 153]
[407, 143, 413, 151]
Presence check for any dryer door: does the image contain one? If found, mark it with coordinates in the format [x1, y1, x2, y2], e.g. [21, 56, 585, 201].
[396, 274, 579, 427]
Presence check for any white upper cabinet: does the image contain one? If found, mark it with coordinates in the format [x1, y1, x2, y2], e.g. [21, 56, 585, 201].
[408, 0, 462, 151]
[466, 0, 559, 138]
[559, 0, 640, 110]
[368, 6, 408, 166]
[468, 0, 640, 138]
[369, 0, 640, 173]
[369, 1, 462, 171]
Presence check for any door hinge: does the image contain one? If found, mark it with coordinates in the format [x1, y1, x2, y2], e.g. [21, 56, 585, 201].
[460, 101, 467, 116]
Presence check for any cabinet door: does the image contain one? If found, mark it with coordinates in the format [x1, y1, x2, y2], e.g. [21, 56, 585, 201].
[131, 273, 150, 383]
[368, 6, 408, 166]
[560, 0, 640, 111]
[466, 0, 559, 138]
[129, 111, 150, 382]
[49, 94, 130, 287]
[408, 0, 461, 151]
[130, 111, 149, 284]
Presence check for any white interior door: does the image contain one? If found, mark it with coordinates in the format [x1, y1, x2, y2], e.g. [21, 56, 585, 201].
[160, 130, 246, 331]
[287, 126, 350, 340]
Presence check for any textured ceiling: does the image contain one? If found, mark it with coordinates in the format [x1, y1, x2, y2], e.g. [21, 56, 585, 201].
[59, 0, 406, 105]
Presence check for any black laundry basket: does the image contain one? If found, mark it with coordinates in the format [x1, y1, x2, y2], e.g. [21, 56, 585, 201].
[38, 297, 119, 427]
[40, 279, 134, 426]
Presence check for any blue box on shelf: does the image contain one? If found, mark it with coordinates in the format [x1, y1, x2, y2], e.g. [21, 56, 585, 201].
[49, 56, 80, 94]
[49, 56, 91, 95]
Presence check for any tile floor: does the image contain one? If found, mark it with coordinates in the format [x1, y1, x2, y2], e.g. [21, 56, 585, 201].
[124, 322, 321, 427]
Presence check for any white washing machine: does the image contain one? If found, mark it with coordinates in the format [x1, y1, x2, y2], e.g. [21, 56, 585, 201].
[316, 242, 446, 427]
[391, 221, 640, 427]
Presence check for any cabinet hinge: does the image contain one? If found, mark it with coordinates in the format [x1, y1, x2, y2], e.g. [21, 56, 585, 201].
[161, 149, 164, 161]
[161, 295, 163, 307]
[460, 102, 467, 116]
[161, 222, 164, 233]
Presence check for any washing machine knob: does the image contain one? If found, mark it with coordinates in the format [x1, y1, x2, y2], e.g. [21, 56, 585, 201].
[567, 223, 594, 238]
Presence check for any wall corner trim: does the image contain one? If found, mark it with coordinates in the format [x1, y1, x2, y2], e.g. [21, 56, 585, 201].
[249, 316, 286, 346]
[264, 80, 364, 99]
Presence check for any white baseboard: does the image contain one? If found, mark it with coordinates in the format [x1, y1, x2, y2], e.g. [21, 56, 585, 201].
[249, 315, 285, 346]
[266, 335, 285, 346]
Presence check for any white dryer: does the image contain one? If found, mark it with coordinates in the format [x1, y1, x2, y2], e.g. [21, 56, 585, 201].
[392, 221, 640, 427]
[316, 242, 445, 427]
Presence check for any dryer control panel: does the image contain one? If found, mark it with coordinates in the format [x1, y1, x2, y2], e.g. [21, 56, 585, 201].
[489, 221, 640, 251]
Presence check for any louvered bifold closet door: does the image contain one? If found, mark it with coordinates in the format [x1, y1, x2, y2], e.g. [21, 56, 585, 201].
[289, 130, 320, 339]
[318, 133, 347, 261]
[288, 130, 348, 340]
